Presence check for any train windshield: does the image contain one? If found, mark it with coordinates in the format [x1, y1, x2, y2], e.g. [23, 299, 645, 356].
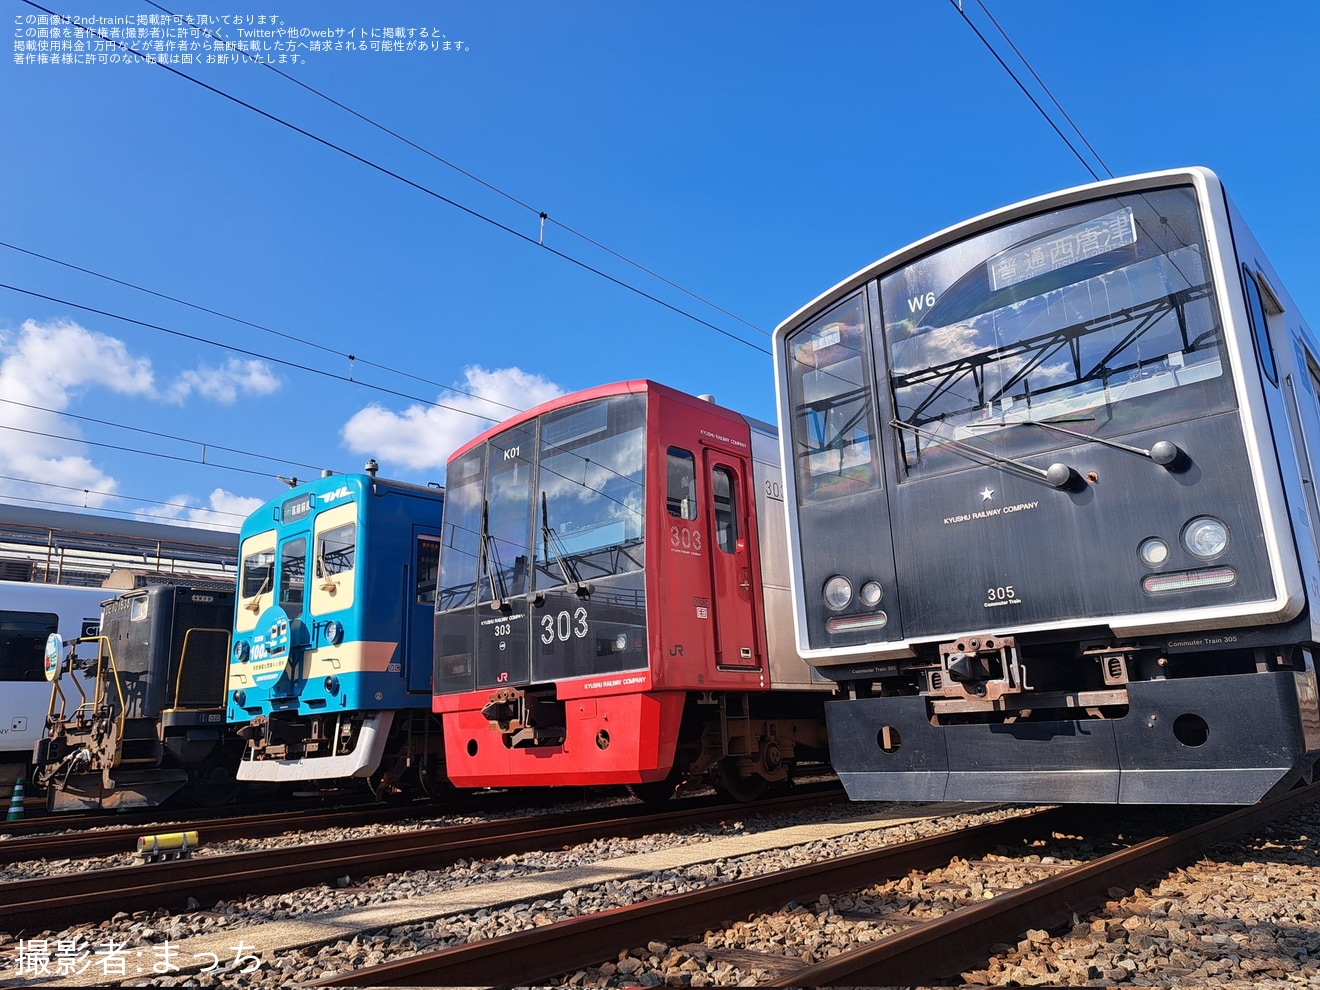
[879, 186, 1233, 477]
[438, 393, 648, 609]
[535, 396, 646, 587]
[784, 294, 882, 502]
[436, 393, 648, 694]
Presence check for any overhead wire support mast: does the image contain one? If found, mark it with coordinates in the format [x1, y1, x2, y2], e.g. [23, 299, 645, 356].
[23, 0, 767, 357]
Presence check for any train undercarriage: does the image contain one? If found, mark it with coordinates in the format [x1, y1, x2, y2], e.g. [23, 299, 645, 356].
[828, 630, 1320, 804]
[478, 686, 830, 802]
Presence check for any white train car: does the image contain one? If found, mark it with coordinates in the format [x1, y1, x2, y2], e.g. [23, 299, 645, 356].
[0, 581, 108, 784]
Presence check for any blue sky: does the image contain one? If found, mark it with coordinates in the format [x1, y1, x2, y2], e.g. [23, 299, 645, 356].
[3, 1, 1317, 531]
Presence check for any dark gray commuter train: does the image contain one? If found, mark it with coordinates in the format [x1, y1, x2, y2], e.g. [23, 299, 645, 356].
[773, 167, 1320, 804]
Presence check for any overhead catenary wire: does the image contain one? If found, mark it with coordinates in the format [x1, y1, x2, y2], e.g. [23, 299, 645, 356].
[0, 240, 523, 420]
[0, 420, 297, 482]
[947, 0, 1106, 182]
[143, 0, 769, 339]
[21, 0, 769, 357]
[0, 395, 325, 474]
[0, 281, 508, 427]
[0, 472, 249, 520]
[0, 488, 238, 526]
[969, 0, 1113, 180]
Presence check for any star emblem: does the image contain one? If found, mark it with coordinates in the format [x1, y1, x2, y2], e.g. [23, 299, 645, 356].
[979, 487, 995, 501]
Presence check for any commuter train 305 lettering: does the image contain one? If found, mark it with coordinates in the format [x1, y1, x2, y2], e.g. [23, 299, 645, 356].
[774, 167, 1320, 804]
[227, 467, 446, 798]
[433, 381, 829, 800]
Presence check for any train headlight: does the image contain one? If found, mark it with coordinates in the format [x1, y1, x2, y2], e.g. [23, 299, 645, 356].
[1139, 538, 1170, 566]
[823, 575, 853, 610]
[232, 640, 249, 663]
[859, 581, 884, 607]
[324, 620, 344, 646]
[1183, 517, 1229, 558]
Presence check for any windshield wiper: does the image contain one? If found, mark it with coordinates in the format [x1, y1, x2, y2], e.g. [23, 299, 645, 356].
[242, 568, 271, 612]
[965, 417, 1184, 467]
[479, 500, 510, 611]
[541, 492, 591, 597]
[892, 419, 1079, 489]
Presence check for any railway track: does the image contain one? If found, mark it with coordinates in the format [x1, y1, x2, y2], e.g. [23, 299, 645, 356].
[1, 803, 443, 864]
[0, 785, 607, 863]
[310, 782, 1320, 987]
[3, 785, 844, 933]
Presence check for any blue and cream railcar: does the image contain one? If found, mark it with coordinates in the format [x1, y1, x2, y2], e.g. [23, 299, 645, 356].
[227, 468, 446, 797]
[775, 166, 1320, 805]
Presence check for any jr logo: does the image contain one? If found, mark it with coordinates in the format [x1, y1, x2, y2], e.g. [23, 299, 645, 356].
[668, 644, 685, 657]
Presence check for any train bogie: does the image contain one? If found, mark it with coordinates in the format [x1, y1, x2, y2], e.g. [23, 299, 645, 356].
[774, 167, 1320, 804]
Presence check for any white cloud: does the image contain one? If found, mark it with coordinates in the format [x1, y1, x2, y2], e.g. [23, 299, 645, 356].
[144, 487, 264, 530]
[0, 319, 157, 503]
[0, 319, 281, 512]
[341, 366, 565, 474]
[167, 357, 281, 404]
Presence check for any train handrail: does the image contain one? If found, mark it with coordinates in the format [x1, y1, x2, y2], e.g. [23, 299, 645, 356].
[54, 635, 127, 743]
[44, 637, 95, 725]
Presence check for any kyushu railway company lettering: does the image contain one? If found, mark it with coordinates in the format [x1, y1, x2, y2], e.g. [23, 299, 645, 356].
[943, 500, 1040, 526]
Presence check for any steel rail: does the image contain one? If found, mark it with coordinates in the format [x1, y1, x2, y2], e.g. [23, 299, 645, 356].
[0, 804, 440, 863]
[315, 782, 1320, 988]
[766, 781, 1320, 986]
[3, 786, 841, 933]
[310, 807, 1067, 987]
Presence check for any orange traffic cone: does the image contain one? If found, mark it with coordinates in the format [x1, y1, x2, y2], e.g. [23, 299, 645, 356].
[5, 778, 24, 822]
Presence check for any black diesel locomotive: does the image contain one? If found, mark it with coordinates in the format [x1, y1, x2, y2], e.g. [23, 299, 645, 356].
[37, 585, 237, 811]
[774, 167, 1320, 804]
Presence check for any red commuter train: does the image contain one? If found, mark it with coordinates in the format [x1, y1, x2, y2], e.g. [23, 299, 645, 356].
[432, 380, 830, 800]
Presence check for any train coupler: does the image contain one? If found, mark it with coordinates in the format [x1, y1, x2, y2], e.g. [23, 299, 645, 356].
[481, 688, 566, 748]
[928, 634, 1029, 704]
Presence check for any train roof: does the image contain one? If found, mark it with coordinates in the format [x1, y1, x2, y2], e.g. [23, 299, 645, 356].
[238, 471, 443, 537]
[448, 380, 767, 463]
[774, 166, 1221, 339]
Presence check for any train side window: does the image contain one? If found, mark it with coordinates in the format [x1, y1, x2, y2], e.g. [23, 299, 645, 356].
[0, 609, 58, 681]
[279, 537, 307, 620]
[667, 447, 697, 520]
[712, 466, 738, 554]
[1243, 265, 1278, 386]
[416, 536, 440, 604]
